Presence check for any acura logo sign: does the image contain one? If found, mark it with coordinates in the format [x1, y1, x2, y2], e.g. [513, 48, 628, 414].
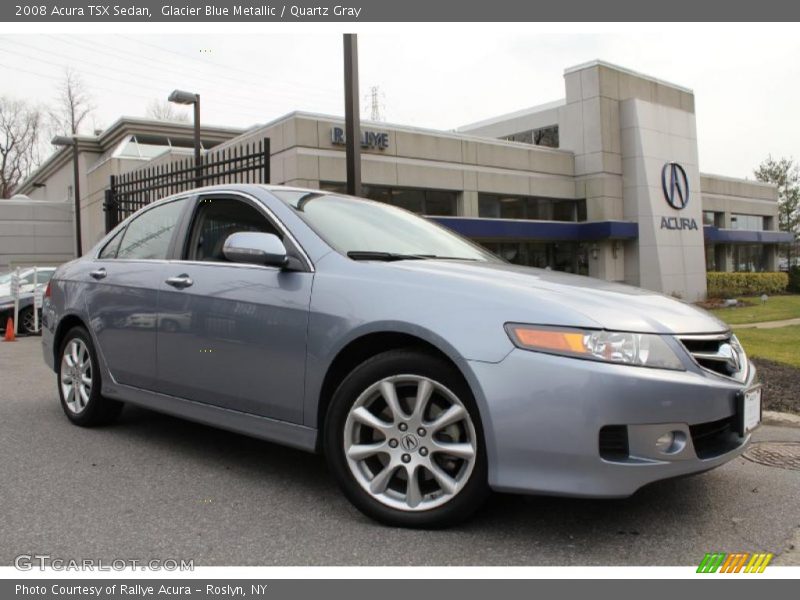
[661, 162, 690, 210]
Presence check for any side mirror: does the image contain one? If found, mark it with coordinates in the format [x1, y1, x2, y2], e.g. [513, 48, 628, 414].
[222, 232, 288, 268]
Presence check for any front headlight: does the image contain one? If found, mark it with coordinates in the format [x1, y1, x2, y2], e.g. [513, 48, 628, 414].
[505, 324, 685, 370]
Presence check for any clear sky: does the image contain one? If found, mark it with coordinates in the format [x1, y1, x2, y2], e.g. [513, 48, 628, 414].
[0, 25, 797, 180]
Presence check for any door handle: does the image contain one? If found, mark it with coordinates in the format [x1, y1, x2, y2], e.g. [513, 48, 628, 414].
[165, 274, 193, 289]
[90, 268, 107, 280]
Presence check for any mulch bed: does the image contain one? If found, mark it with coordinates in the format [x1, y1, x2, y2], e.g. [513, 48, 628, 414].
[753, 358, 800, 414]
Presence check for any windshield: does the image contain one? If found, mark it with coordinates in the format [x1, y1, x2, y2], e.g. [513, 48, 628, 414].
[274, 191, 498, 262]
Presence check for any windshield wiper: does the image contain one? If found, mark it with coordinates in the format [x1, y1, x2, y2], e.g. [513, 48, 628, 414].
[413, 255, 480, 261]
[346, 251, 427, 261]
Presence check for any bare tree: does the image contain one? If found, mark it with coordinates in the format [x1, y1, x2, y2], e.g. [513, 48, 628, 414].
[145, 99, 190, 123]
[0, 97, 42, 198]
[50, 68, 94, 136]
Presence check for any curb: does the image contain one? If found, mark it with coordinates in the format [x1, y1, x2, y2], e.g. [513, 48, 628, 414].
[735, 317, 800, 329]
[762, 410, 800, 428]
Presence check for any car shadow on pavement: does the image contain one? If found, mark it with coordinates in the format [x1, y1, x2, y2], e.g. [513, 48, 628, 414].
[114, 405, 335, 496]
[113, 403, 713, 535]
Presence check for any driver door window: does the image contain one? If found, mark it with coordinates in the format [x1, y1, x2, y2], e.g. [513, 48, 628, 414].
[186, 197, 280, 262]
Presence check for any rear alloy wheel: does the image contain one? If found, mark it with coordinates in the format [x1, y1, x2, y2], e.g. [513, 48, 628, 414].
[57, 326, 123, 426]
[325, 350, 488, 528]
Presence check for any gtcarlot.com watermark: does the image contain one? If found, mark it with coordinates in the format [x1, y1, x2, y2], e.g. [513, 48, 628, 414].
[14, 554, 194, 571]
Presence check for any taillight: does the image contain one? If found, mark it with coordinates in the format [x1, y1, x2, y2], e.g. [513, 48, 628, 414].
[45, 282, 51, 298]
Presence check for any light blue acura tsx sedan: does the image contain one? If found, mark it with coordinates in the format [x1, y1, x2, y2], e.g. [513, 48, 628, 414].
[41, 185, 761, 527]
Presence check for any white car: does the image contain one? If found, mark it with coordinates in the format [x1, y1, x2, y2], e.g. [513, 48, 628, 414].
[0, 267, 57, 335]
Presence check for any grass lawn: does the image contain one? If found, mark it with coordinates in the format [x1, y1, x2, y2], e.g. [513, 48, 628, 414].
[709, 294, 800, 325]
[733, 325, 800, 369]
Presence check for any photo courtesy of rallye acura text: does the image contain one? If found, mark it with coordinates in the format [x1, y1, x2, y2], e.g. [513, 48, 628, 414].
[40, 184, 762, 528]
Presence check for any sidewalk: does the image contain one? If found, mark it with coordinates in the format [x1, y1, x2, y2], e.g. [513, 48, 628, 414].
[734, 318, 800, 329]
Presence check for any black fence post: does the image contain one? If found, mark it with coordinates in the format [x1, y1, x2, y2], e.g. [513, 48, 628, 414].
[105, 137, 270, 223]
[263, 138, 270, 184]
[103, 176, 119, 233]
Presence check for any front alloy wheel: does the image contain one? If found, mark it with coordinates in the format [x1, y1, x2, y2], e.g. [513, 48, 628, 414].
[344, 375, 477, 511]
[325, 350, 488, 528]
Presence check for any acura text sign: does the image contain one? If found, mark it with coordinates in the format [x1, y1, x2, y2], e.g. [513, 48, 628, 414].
[331, 127, 389, 150]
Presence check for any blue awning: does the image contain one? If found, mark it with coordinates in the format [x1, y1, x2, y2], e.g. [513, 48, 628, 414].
[430, 217, 639, 241]
[704, 226, 794, 244]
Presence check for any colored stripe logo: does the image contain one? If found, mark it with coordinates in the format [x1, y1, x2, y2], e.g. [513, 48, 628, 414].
[697, 552, 773, 573]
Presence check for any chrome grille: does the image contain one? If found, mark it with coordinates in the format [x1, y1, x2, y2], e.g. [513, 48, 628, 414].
[677, 333, 748, 382]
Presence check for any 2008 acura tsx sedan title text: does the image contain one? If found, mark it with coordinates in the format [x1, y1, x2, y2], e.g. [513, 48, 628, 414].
[41, 184, 761, 527]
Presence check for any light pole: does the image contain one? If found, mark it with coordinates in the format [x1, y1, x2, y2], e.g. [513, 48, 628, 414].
[51, 135, 82, 257]
[343, 34, 362, 197]
[168, 89, 202, 186]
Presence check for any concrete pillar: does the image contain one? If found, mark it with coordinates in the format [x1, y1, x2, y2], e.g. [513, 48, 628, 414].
[588, 240, 625, 282]
[460, 190, 479, 217]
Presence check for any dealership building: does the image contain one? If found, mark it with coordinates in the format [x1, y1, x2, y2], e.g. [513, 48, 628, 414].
[12, 60, 792, 300]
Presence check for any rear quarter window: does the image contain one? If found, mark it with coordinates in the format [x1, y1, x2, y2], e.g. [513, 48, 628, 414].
[98, 228, 125, 259]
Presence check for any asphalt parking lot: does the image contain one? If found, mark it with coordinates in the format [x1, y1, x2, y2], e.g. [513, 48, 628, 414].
[2, 336, 799, 566]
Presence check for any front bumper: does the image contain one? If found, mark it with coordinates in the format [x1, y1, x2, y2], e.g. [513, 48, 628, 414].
[469, 348, 755, 498]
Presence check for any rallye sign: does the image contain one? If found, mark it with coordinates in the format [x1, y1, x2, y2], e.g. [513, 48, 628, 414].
[331, 127, 389, 150]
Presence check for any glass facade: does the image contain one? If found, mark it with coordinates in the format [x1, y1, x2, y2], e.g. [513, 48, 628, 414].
[502, 125, 559, 148]
[111, 134, 215, 160]
[480, 241, 589, 275]
[730, 214, 767, 231]
[703, 211, 724, 227]
[320, 182, 458, 216]
[478, 193, 586, 222]
[704, 244, 728, 272]
[733, 244, 768, 272]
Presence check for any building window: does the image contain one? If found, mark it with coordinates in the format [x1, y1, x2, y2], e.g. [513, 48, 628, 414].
[478, 193, 585, 222]
[705, 245, 716, 271]
[503, 125, 559, 148]
[703, 211, 725, 227]
[320, 183, 457, 216]
[733, 244, 767, 272]
[730, 214, 766, 231]
[479, 241, 588, 275]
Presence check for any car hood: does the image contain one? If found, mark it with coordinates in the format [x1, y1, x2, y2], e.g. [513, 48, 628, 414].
[388, 259, 728, 335]
[0, 284, 33, 304]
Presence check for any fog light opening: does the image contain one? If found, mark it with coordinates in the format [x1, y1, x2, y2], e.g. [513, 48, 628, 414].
[655, 430, 687, 455]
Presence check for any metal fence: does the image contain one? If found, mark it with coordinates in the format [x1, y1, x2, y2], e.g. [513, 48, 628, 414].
[104, 138, 270, 232]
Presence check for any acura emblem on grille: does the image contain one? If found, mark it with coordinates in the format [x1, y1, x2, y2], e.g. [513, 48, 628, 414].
[677, 334, 747, 382]
[717, 343, 740, 373]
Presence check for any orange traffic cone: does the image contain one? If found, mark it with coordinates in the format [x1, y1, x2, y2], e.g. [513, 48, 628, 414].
[3, 317, 15, 342]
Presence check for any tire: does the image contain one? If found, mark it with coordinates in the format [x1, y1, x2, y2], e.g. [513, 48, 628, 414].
[324, 349, 489, 528]
[19, 306, 39, 336]
[57, 326, 123, 427]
